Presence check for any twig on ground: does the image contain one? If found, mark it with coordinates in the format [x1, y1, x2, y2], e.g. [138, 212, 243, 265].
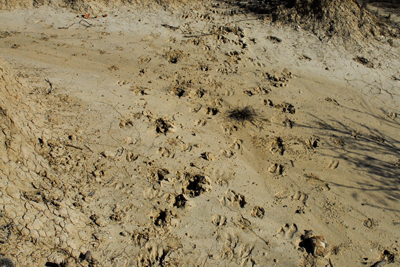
[45, 78, 53, 94]
[161, 24, 180, 31]
[183, 33, 212, 38]
[84, 144, 94, 153]
[65, 144, 83, 150]
[58, 19, 93, 30]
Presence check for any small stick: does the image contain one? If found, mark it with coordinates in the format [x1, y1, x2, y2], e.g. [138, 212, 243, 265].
[65, 144, 83, 150]
[79, 19, 93, 29]
[58, 19, 93, 30]
[183, 33, 212, 38]
[161, 24, 180, 31]
[84, 144, 94, 153]
[104, 177, 115, 186]
[45, 78, 53, 94]
[58, 23, 76, 29]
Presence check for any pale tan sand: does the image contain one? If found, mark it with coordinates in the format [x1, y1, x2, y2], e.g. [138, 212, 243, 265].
[0, 1, 399, 266]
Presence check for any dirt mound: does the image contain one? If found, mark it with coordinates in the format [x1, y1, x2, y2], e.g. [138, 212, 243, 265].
[1, 0, 397, 44]
[232, 0, 399, 43]
[0, 0, 194, 12]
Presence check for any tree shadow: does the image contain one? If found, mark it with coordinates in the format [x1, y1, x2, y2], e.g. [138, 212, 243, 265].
[294, 104, 400, 206]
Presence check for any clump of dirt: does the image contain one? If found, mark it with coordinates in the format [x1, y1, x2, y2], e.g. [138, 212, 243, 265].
[165, 49, 185, 64]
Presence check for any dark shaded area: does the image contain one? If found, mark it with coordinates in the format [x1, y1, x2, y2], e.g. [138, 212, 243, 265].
[173, 194, 187, 208]
[184, 174, 210, 197]
[45, 262, 68, 267]
[219, 0, 400, 43]
[299, 231, 315, 255]
[295, 103, 400, 205]
[0, 257, 15, 267]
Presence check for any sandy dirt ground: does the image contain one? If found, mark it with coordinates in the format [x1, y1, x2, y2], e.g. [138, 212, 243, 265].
[0, 1, 400, 266]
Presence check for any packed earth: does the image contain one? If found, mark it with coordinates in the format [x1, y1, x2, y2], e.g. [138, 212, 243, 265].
[0, 0, 400, 266]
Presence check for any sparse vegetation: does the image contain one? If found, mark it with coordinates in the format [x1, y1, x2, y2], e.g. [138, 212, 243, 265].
[226, 105, 264, 126]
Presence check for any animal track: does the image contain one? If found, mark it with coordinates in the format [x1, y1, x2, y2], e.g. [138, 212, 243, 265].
[201, 152, 215, 161]
[166, 193, 187, 208]
[194, 119, 206, 126]
[270, 137, 285, 155]
[117, 80, 129, 86]
[215, 176, 229, 186]
[224, 90, 234, 96]
[304, 173, 330, 191]
[274, 102, 295, 114]
[180, 172, 212, 197]
[137, 240, 171, 266]
[251, 206, 265, 218]
[147, 168, 170, 184]
[387, 111, 397, 119]
[328, 159, 339, 169]
[235, 215, 252, 230]
[268, 163, 284, 175]
[131, 85, 150, 95]
[230, 139, 242, 150]
[222, 124, 239, 134]
[158, 147, 175, 158]
[212, 214, 227, 226]
[222, 149, 236, 158]
[189, 103, 202, 113]
[221, 189, 246, 208]
[154, 117, 174, 134]
[220, 232, 255, 265]
[277, 223, 298, 239]
[282, 118, 293, 128]
[261, 68, 291, 87]
[149, 208, 176, 227]
[274, 190, 308, 205]
[205, 106, 219, 115]
[291, 191, 309, 204]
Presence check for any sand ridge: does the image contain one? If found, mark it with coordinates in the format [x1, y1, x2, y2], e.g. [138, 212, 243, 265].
[0, 1, 399, 266]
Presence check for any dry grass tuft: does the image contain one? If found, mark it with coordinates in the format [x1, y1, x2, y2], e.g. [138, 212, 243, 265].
[226, 105, 265, 127]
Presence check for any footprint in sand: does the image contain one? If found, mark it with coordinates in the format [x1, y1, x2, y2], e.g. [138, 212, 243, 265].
[268, 163, 284, 175]
[277, 223, 298, 239]
[328, 159, 339, 169]
[194, 119, 206, 126]
[222, 149, 236, 158]
[230, 139, 242, 150]
[224, 90, 234, 96]
[274, 190, 308, 206]
[212, 214, 227, 226]
[158, 147, 175, 158]
[221, 189, 246, 208]
[251, 206, 265, 219]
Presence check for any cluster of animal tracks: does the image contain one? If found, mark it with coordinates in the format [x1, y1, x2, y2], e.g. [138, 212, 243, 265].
[0, 0, 399, 266]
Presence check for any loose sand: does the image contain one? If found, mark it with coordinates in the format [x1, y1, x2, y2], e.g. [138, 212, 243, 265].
[0, 0, 399, 266]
